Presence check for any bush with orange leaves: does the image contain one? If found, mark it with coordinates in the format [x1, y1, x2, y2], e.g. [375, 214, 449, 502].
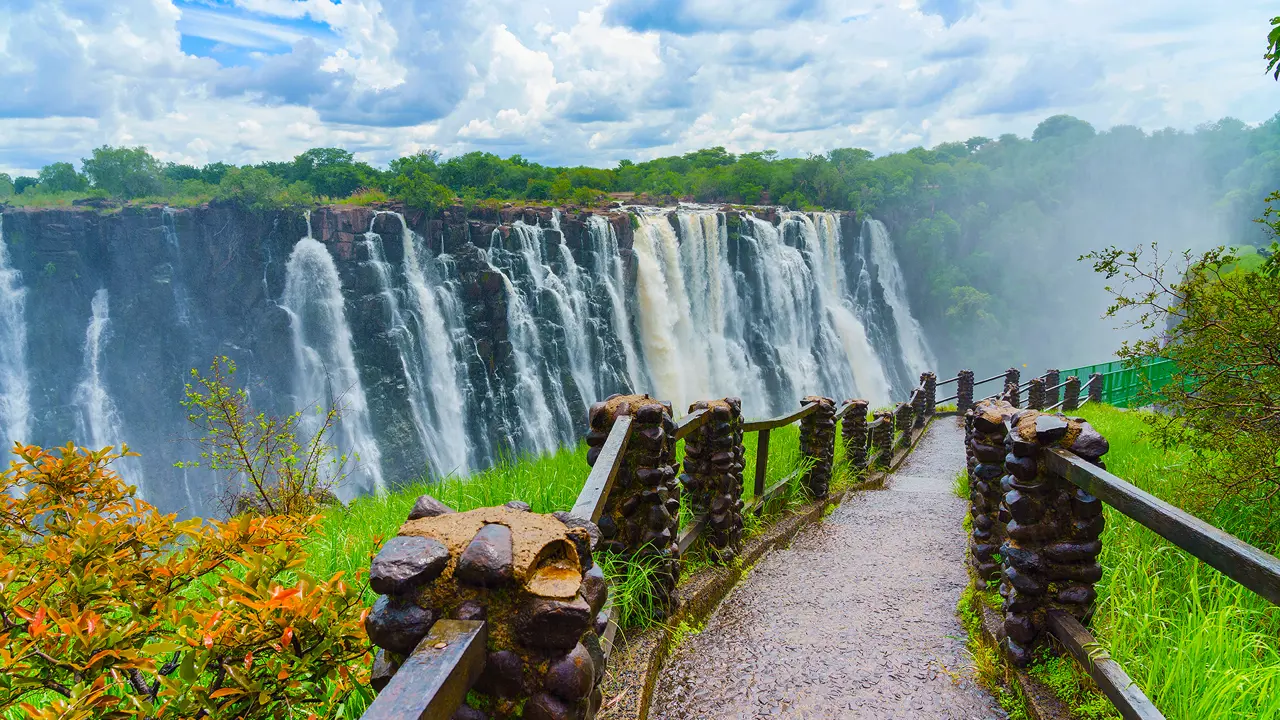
[0, 444, 371, 719]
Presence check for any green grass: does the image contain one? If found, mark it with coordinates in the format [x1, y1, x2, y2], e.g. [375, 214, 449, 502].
[1062, 405, 1280, 719]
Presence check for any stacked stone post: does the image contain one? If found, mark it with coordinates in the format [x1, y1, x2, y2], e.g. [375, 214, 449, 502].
[365, 498, 609, 719]
[923, 372, 938, 416]
[872, 411, 894, 469]
[967, 400, 1014, 589]
[799, 396, 837, 498]
[1043, 369, 1061, 407]
[999, 410, 1109, 666]
[585, 394, 681, 615]
[1088, 373, 1104, 404]
[682, 398, 746, 561]
[1063, 376, 1081, 411]
[841, 399, 870, 471]
[912, 385, 927, 429]
[957, 370, 975, 413]
[1027, 377, 1045, 410]
[894, 402, 914, 451]
[1004, 367, 1022, 407]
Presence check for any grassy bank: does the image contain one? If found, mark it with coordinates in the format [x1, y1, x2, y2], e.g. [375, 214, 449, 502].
[1069, 405, 1280, 719]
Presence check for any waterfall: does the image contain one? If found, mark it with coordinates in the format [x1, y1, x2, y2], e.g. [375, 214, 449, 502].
[161, 207, 192, 327]
[361, 212, 471, 477]
[863, 218, 937, 379]
[73, 289, 145, 491]
[631, 212, 706, 412]
[395, 213, 471, 476]
[795, 213, 891, 404]
[0, 214, 30, 451]
[282, 218, 385, 497]
[586, 216, 644, 393]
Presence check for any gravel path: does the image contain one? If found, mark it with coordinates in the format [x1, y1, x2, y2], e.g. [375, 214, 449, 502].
[649, 419, 1003, 720]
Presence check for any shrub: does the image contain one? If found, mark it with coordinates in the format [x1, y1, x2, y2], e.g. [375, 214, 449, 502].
[179, 356, 349, 517]
[0, 444, 370, 719]
[81, 146, 164, 200]
[214, 168, 315, 211]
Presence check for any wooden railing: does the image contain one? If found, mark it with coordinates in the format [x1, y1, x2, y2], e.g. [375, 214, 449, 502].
[966, 395, 1280, 720]
[363, 372, 950, 719]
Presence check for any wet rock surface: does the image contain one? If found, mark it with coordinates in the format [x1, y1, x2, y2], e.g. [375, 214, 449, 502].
[650, 420, 1002, 719]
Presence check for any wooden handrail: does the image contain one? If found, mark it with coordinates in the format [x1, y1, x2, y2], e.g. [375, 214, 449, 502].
[571, 416, 634, 522]
[972, 371, 1006, 387]
[937, 393, 959, 404]
[361, 620, 487, 720]
[1046, 448, 1280, 605]
[742, 401, 819, 432]
[936, 374, 959, 387]
[1047, 611, 1165, 720]
[674, 408, 710, 440]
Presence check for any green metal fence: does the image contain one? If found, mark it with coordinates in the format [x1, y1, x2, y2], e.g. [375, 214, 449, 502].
[1058, 357, 1176, 408]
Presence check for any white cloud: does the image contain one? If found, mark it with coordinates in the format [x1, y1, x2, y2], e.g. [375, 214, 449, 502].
[0, 0, 1276, 176]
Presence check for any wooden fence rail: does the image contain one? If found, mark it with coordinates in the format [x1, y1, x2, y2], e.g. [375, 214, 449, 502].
[363, 369, 954, 719]
[967, 372, 1280, 720]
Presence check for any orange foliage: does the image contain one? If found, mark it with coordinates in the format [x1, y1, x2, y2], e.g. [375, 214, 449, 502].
[0, 444, 370, 718]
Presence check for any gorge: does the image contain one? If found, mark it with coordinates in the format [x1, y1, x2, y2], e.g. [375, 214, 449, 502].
[0, 202, 931, 516]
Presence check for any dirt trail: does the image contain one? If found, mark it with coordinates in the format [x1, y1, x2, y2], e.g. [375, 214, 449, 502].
[649, 419, 1003, 719]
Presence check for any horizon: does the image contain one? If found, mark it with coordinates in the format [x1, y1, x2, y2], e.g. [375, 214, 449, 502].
[1, 0, 1276, 177]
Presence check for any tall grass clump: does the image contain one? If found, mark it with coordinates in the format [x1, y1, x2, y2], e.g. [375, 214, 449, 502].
[1071, 404, 1280, 719]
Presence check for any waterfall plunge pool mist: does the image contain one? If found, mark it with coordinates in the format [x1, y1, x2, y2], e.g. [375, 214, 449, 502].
[0, 204, 930, 516]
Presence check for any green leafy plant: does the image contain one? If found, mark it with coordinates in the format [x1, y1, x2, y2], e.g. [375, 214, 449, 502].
[0, 444, 370, 719]
[178, 356, 349, 517]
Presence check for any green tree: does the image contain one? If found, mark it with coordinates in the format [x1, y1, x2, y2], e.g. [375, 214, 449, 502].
[0, 173, 12, 198]
[13, 177, 37, 195]
[81, 146, 164, 199]
[215, 168, 313, 210]
[35, 162, 88, 193]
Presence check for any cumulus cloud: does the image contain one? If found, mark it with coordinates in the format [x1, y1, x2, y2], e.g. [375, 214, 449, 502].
[0, 0, 1275, 176]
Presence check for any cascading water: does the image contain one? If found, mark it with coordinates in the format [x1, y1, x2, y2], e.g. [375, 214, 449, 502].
[282, 217, 385, 497]
[361, 212, 472, 477]
[585, 216, 645, 393]
[863, 218, 936, 378]
[73, 289, 145, 491]
[0, 214, 30, 451]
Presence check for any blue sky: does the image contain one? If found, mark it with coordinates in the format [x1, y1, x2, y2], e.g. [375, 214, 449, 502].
[0, 0, 1275, 175]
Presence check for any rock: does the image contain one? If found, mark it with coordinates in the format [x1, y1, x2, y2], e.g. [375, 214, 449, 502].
[455, 524, 514, 588]
[452, 706, 488, 720]
[369, 535, 450, 596]
[1004, 613, 1036, 644]
[593, 610, 609, 636]
[504, 500, 532, 512]
[552, 511, 603, 549]
[453, 600, 487, 622]
[1034, 414, 1069, 444]
[1044, 541, 1102, 562]
[407, 494, 455, 521]
[580, 564, 608, 615]
[523, 692, 581, 720]
[564, 527, 594, 571]
[476, 650, 525, 698]
[528, 559, 584, 599]
[517, 596, 593, 653]
[545, 643, 595, 702]
[580, 631, 607, 684]
[1070, 422, 1109, 459]
[371, 649, 399, 692]
[1057, 585, 1098, 604]
[365, 596, 436, 655]
[1003, 566, 1044, 595]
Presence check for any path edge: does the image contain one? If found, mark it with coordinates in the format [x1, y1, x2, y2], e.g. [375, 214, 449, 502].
[598, 415, 944, 720]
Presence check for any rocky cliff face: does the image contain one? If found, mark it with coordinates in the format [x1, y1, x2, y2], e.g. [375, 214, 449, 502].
[0, 201, 909, 518]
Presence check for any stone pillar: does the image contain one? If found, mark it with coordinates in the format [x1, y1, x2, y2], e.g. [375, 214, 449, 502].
[872, 411, 894, 469]
[1005, 368, 1021, 407]
[366, 500, 609, 719]
[682, 398, 746, 561]
[1027, 377, 1045, 410]
[957, 370, 975, 414]
[841, 399, 870, 471]
[799, 396, 837, 498]
[912, 385, 927, 429]
[1063, 376, 1081, 412]
[894, 402, 914, 451]
[999, 411, 1109, 666]
[967, 400, 1013, 589]
[1088, 373, 1104, 404]
[1043, 369, 1060, 407]
[923, 372, 938, 416]
[586, 394, 680, 615]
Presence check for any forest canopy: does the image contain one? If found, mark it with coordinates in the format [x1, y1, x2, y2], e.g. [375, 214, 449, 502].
[4, 113, 1280, 374]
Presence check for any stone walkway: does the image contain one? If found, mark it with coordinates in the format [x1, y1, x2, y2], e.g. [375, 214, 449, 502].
[649, 419, 1003, 720]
